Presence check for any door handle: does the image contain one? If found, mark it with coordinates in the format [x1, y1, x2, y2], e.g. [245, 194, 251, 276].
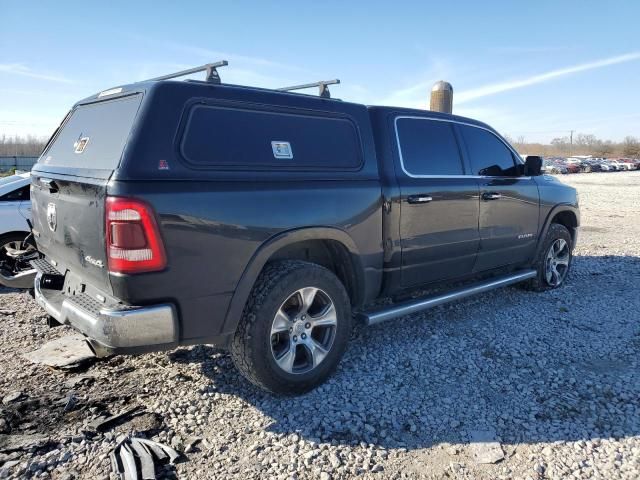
[407, 194, 433, 204]
[482, 192, 502, 201]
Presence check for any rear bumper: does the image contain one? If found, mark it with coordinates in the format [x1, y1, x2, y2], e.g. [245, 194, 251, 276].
[33, 271, 179, 356]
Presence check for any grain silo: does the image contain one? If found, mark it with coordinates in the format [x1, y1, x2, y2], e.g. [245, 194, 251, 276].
[430, 81, 453, 114]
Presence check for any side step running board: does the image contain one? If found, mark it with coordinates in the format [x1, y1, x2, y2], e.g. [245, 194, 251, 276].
[360, 270, 536, 326]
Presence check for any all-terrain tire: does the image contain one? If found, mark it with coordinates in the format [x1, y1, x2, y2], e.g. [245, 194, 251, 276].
[523, 223, 573, 292]
[230, 260, 352, 395]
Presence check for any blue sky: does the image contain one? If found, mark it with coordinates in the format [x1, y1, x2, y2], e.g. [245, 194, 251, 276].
[1, 0, 639, 142]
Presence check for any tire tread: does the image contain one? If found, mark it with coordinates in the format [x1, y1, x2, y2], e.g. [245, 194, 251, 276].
[230, 260, 350, 395]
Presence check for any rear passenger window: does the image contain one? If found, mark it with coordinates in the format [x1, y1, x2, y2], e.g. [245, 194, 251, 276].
[459, 125, 518, 176]
[180, 105, 362, 169]
[396, 118, 464, 176]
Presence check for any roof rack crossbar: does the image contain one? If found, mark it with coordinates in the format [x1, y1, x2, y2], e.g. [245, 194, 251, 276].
[145, 61, 229, 84]
[277, 79, 340, 98]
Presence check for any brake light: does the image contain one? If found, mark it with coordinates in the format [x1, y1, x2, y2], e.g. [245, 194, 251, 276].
[105, 197, 167, 274]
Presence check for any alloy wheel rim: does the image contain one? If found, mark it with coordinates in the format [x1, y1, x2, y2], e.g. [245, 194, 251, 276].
[0, 240, 36, 271]
[545, 238, 570, 287]
[270, 287, 337, 375]
[1, 241, 30, 259]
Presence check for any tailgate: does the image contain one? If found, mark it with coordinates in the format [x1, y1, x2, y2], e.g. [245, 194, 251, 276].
[31, 93, 143, 294]
[32, 174, 110, 292]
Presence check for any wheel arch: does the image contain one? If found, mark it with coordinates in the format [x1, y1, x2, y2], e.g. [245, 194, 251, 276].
[220, 227, 366, 335]
[535, 205, 580, 258]
[0, 230, 31, 243]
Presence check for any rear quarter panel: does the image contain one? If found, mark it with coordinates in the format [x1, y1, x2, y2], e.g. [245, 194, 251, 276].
[108, 180, 382, 341]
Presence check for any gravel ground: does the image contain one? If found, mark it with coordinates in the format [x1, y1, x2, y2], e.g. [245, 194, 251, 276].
[1, 170, 639, 480]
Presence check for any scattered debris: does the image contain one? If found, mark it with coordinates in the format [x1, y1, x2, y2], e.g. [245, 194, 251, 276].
[87, 406, 144, 433]
[0, 309, 16, 315]
[1, 391, 24, 405]
[111, 436, 181, 480]
[184, 436, 202, 454]
[121, 412, 163, 434]
[0, 433, 50, 452]
[0, 418, 9, 434]
[62, 393, 78, 413]
[468, 429, 505, 464]
[63, 374, 95, 389]
[130, 440, 156, 480]
[23, 334, 96, 369]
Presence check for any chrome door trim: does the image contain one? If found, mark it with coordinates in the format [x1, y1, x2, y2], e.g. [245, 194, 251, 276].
[393, 115, 530, 180]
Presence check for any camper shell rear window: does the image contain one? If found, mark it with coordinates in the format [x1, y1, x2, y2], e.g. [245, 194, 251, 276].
[179, 104, 363, 170]
[39, 94, 142, 171]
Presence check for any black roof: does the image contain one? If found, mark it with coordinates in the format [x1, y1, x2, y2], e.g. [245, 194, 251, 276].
[77, 79, 495, 134]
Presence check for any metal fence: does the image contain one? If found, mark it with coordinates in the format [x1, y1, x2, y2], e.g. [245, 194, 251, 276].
[0, 156, 39, 173]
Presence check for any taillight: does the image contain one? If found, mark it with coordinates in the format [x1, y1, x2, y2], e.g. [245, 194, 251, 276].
[105, 197, 167, 274]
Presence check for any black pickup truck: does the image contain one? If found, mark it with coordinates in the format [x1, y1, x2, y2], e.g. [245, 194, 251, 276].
[29, 64, 579, 394]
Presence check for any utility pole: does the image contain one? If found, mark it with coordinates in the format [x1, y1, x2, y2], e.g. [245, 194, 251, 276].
[569, 130, 574, 157]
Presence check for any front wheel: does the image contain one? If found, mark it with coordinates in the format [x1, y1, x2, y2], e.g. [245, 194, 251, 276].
[0, 232, 35, 274]
[230, 260, 352, 395]
[524, 223, 573, 291]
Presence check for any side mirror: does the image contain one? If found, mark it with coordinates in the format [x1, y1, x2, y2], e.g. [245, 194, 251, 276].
[524, 156, 543, 176]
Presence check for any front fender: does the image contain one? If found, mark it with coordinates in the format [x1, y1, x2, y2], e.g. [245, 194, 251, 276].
[535, 204, 580, 257]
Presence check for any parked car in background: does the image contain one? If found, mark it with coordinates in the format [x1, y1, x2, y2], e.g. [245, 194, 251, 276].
[537, 156, 638, 174]
[616, 158, 637, 170]
[541, 159, 557, 174]
[542, 159, 568, 174]
[0, 173, 31, 261]
[578, 161, 592, 173]
[584, 160, 603, 172]
[604, 160, 622, 171]
[564, 157, 590, 173]
[628, 159, 640, 169]
[564, 162, 581, 174]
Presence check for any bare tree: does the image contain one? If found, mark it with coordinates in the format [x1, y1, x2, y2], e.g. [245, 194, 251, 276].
[550, 136, 570, 155]
[593, 140, 614, 158]
[621, 136, 640, 158]
[0, 135, 47, 156]
[506, 132, 638, 158]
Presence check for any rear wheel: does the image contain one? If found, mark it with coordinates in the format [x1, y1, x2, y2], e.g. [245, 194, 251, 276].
[230, 260, 352, 395]
[524, 223, 573, 291]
